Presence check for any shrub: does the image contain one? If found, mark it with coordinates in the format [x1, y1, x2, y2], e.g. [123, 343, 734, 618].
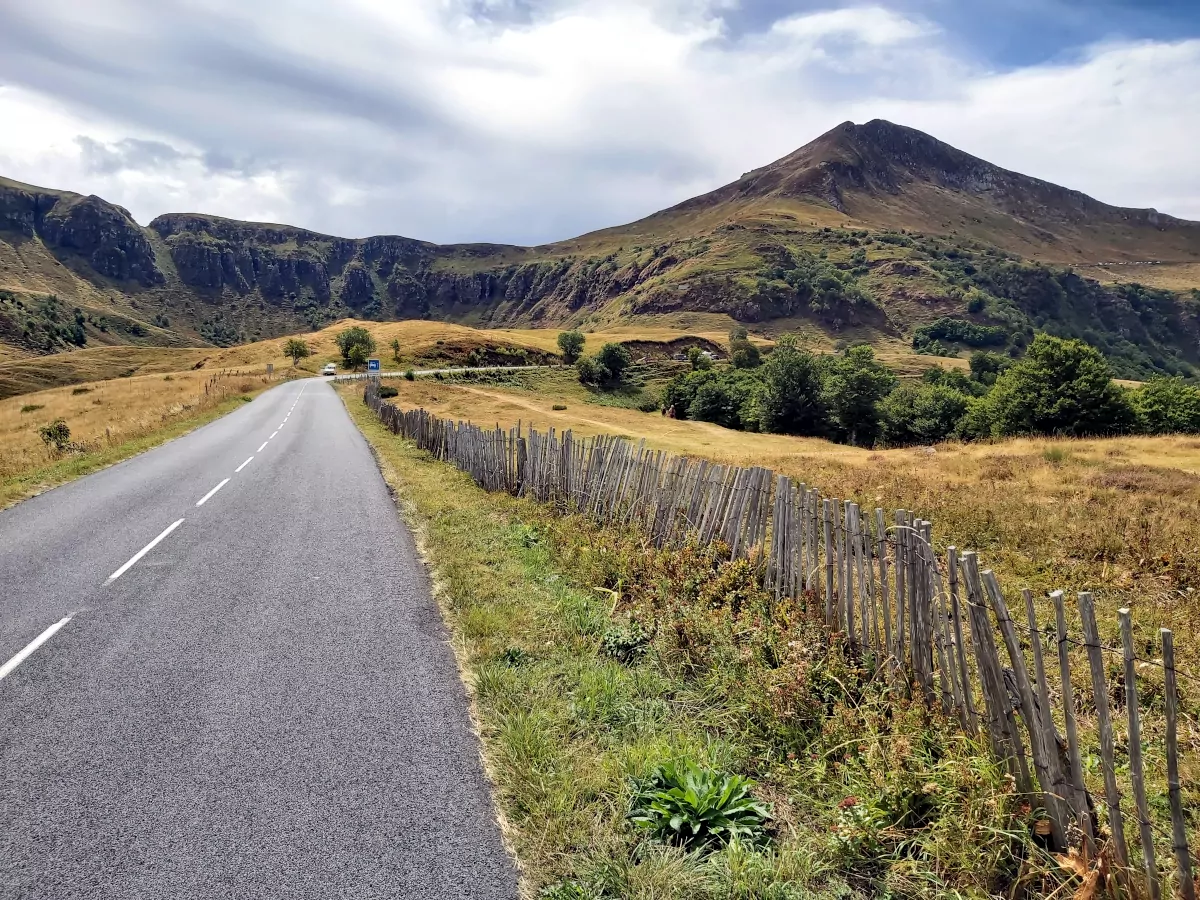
[628, 759, 772, 850]
[557, 330, 585, 363]
[38, 419, 72, 452]
[686, 346, 712, 371]
[71, 386, 91, 395]
[552, 404, 567, 411]
[728, 325, 761, 369]
[880, 382, 971, 446]
[595, 343, 632, 383]
[404, 370, 415, 381]
[961, 334, 1136, 438]
[378, 385, 399, 399]
[576, 355, 608, 385]
[20, 404, 44, 414]
[1131, 376, 1200, 434]
[912, 317, 1007, 352]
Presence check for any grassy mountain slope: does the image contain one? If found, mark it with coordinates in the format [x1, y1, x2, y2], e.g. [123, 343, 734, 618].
[2, 122, 1199, 379]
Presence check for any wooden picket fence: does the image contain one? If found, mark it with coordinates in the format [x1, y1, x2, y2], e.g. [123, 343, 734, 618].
[365, 382, 1197, 897]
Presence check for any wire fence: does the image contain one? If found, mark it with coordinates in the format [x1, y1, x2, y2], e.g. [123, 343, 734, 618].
[365, 383, 1197, 898]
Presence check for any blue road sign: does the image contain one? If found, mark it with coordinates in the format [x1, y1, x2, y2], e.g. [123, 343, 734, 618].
[367, 358, 381, 372]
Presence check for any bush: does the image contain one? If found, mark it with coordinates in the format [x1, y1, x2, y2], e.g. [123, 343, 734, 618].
[1131, 376, 1200, 434]
[686, 346, 712, 371]
[662, 369, 762, 430]
[38, 419, 72, 452]
[552, 404, 567, 411]
[557, 330, 585, 364]
[378, 385, 399, 399]
[576, 355, 608, 385]
[628, 759, 772, 851]
[960, 334, 1136, 438]
[595, 343, 632, 383]
[20, 404, 44, 414]
[71, 386, 92, 395]
[600, 621, 651, 664]
[880, 382, 971, 446]
[912, 317, 1007, 352]
[404, 370, 415, 381]
[728, 325, 761, 369]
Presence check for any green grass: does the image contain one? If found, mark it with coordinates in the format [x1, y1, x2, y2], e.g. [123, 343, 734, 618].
[0, 394, 254, 510]
[341, 386, 1071, 900]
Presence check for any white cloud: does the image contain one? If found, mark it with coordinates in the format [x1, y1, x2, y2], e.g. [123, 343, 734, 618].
[0, 0, 1196, 243]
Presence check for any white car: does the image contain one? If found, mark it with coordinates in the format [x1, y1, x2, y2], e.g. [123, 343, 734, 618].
[322, 363, 337, 376]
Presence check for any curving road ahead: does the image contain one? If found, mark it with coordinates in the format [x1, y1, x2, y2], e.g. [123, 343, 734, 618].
[0, 379, 518, 899]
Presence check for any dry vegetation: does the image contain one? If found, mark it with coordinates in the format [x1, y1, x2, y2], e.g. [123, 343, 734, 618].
[376, 371, 1200, 669]
[0, 369, 273, 508]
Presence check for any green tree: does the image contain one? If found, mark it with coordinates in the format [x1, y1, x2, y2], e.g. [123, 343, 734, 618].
[576, 355, 607, 385]
[1130, 377, 1200, 434]
[335, 326, 377, 371]
[757, 335, 827, 436]
[880, 382, 970, 446]
[557, 330, 585, 364]
[728, 325, 761, 369]
[960, 334, 1135, 438]
[595, 343, 632, 384]
[282, 337, 311, 367]
[822, 345, 897, 446]
[968, 351, 1011, 386]
[686, 346, 712, 371]
[390, 338, 401, 363]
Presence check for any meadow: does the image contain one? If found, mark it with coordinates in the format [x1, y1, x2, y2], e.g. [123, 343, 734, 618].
[0, 368, 273, 508]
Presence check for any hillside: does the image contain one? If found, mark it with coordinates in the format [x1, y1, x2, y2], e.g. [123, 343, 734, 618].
[2, 121, 1199, 379]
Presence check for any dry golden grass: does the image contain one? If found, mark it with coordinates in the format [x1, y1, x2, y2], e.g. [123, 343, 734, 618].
[0, 369, 273, 507]
[1077, 261, 1200, 292]
[377, 372, 1200, 674]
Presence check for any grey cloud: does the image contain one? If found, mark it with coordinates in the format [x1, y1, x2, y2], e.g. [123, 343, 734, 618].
[76, 137, 185, 175]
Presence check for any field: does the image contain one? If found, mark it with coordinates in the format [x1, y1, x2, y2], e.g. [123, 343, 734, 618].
[372, 369, 1200, 659]
[0, 368, 274, 509]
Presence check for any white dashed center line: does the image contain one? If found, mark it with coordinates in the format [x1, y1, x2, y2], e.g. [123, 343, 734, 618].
[195, 478, 231, 507]
[107, 519, 185, 583]
[257, 441, 269, 453]
[270, 431, 278, 440]
[235, 456, 254, 473]
[0, 617, 73, 682]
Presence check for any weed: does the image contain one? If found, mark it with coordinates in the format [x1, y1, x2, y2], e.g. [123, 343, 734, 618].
[502, 647, 532, 667]
[1041, 445, 1070, 465]
[38, 419, 72, 452]
[600, 620, 651, 664]
[19, 404, 43, 414]
[629, 759, 773, 851]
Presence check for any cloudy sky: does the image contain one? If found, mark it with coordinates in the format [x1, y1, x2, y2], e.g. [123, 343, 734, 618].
[1, 0, 1198, 245]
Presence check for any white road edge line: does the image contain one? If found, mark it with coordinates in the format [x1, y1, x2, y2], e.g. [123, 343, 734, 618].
[106, 519, 185, 583]
[0, 617, 73, 681]
[196, 478, 231, 507]
[235, 456, 254, 473]
[257, 441, 269, 453]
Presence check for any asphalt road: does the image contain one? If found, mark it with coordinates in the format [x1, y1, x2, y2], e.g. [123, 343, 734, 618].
[0, 378, 518, 899]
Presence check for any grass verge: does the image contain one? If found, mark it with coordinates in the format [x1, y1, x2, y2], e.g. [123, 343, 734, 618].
[341, 385, 1080, 900]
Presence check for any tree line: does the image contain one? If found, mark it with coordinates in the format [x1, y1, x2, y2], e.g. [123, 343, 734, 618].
[661, 330, 1200, 446]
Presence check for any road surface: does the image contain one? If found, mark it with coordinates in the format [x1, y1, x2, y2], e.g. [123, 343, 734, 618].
[0, 378, 518, 899]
